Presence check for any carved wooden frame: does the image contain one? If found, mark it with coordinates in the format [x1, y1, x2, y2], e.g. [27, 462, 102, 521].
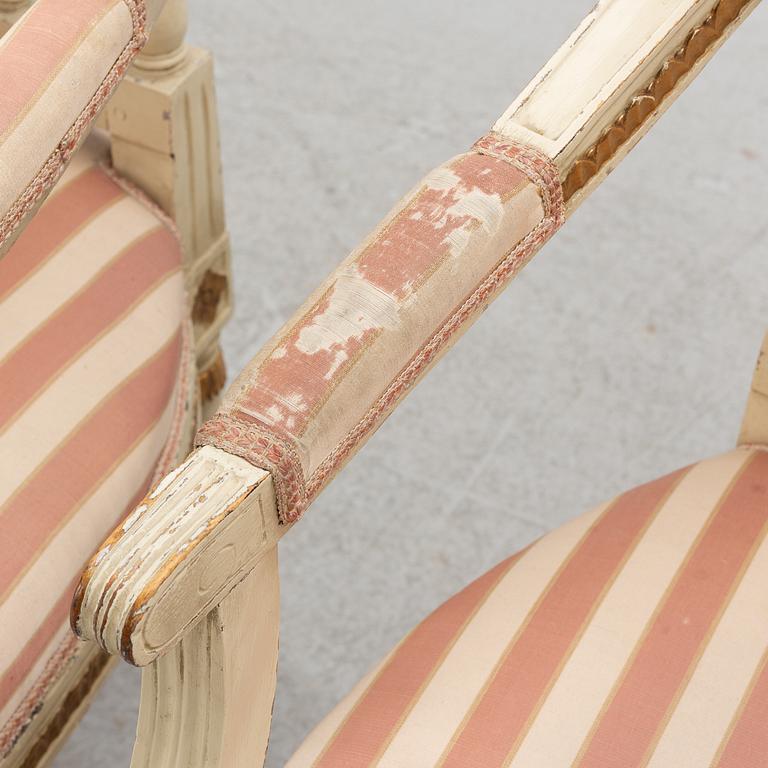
[1, 0, 762, 765]
[73, 1, 761, 766]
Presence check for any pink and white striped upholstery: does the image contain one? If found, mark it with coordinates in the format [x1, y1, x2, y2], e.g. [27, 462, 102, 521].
[289, 446, 768, 768]
[197, 134, 564, 522]
[0, 137, 191, 754]
[0, 0, 148, 255]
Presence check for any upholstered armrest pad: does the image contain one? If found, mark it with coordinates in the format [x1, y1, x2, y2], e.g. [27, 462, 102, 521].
[0, 0, 148, 255]
[197, 133, 564, 523]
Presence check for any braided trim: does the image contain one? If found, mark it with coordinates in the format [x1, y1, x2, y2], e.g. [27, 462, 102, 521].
[0, 634, 80, 757]
[473, 131, 564, 227]
[196, 414, 308, 520]
[0, 0, 148, 252]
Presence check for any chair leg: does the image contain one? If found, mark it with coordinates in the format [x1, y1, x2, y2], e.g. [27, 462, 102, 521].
[739, 332, 768, 447]
[130, 547, 280, 768]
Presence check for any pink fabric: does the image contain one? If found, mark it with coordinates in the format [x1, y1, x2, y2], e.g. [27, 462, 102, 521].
[197, 133, 564, 522]
[0, 149, 192, 755]
[0, 0, 148, 253]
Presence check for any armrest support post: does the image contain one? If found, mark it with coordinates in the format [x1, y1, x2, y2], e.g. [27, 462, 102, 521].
[131, 550, 279, 768]
[101, 0, 233, 408]
[72, 446, 284, 767]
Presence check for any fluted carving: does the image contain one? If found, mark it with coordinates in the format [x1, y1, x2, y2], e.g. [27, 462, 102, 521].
[563, 0, 752, 201]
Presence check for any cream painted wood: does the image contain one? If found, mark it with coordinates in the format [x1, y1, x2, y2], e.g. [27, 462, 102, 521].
[130, 550, 280, 768]
[497, 0, 724, 160]
[739, 333, 768, 447]
[100, 0, 233, 381]
[139, 0, 188, 70]
[495, 0, 759, 208]
[73, 446, 284, 667]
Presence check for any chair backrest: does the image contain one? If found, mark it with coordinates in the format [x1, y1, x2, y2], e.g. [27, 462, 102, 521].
[0, 0, 169, 257]
[0, 0, 233, 407]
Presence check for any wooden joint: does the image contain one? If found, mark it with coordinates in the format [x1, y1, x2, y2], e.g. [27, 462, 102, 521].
[102, 46, 228, 277]
[71, 446, 284, 667]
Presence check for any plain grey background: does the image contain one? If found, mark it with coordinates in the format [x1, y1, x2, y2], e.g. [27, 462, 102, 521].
[55, 1, 767, 765]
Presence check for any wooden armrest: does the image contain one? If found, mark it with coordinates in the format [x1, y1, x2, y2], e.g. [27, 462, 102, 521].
[73, 0, 758, 669]
[68, 4, 759, 764]
[73, 450, 282, 765]
[72, 446, 283, 666]
[197, 0, 758, 524]
[0, 0, 167, 256]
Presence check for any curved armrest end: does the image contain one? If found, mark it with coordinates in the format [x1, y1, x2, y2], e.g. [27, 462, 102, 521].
[71, 445, 281, 666]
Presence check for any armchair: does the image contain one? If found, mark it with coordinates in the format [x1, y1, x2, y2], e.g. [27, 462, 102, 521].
[0, 0, 766, 766]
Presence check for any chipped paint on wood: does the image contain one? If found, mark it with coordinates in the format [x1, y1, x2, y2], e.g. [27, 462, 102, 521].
[72, 446, 280, 666]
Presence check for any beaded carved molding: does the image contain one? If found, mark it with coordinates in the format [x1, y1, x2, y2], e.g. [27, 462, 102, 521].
[562, 0, 753, 201]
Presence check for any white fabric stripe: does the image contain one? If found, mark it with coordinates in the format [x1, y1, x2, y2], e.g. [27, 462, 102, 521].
[375, 502, 609, 768]
[0, 195, 160, 361]
[508, 448, 751, 768]
[0, 398, 177, 677]
[0, 274, 183, 508]
[646, 523, 768, 767]
[0, 622, 70, 733]
[0, 2, 130, 216]
[285, 649, 398, 768]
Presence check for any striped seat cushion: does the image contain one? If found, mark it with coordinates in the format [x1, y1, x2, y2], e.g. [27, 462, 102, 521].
[0, 136, 192, 753]
[289, 446, 768, 768]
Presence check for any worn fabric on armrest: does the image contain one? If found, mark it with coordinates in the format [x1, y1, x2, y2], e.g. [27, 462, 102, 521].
[197, 133, 564, 522]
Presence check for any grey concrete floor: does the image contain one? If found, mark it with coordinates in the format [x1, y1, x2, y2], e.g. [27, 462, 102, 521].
[54, 1, 768, 765]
